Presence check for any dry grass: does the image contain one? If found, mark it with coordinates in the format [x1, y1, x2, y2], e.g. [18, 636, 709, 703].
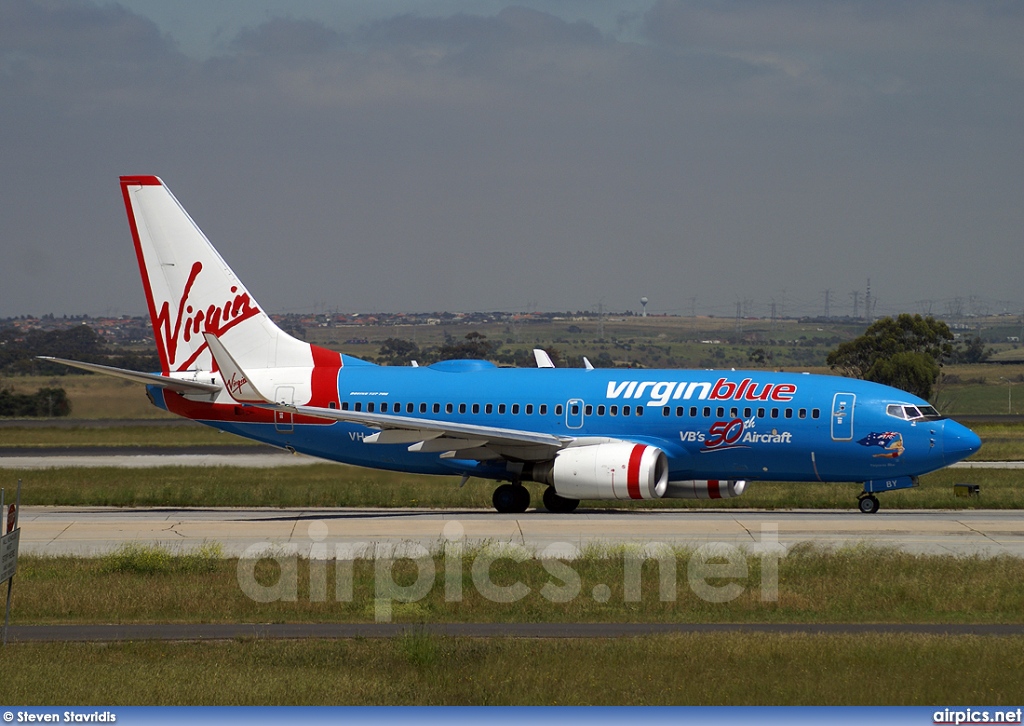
[3, 634, 1023, 704]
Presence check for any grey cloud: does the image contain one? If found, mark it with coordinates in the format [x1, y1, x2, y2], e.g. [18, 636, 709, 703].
[230, 17, 345, 56]
[0, 0, 1020, 318]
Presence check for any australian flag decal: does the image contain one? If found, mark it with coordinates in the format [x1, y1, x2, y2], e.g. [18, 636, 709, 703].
[858, 431, 899, 448]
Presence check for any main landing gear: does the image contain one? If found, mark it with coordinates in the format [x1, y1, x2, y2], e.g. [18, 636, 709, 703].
[857, 493, 880, 514]
[491, 484, 582, 513]
[492, 483, 531, 514]
[542, 486, 580, 514]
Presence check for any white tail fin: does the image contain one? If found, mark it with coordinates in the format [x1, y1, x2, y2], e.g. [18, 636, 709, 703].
[120, 176, 313, 375]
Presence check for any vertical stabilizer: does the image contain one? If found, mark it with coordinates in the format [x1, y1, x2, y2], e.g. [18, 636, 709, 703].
[120, 176, 315, 375]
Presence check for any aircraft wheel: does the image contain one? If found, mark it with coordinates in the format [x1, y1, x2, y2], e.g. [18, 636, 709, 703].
[858, 495, 880, 514]
[543, 487, 580, 514]
[493, 484, 530, 514]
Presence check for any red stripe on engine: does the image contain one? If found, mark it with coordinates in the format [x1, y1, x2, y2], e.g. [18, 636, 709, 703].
[708, 480, 721, 499]
[307, 344, 342, 408]
[627, 444, 646, 500]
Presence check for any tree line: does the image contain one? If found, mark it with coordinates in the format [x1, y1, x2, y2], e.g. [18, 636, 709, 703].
[0, 324, 159, 375]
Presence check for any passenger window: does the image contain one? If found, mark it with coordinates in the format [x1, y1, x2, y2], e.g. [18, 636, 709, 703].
[811, 409, 819, 419]
[341, 402, 349, 411]
[555, 405, 564, 415]
[716, 407, 724, 418]
[771, 408, 779, 419]
[702, 407, 710, 417]
[676, 407, 684, 417]
[597, 405, 606, 416]
[512, 404, 520, 414]
[446, 403, 453, 414]
[433, 403, 440, 414]
[635, 406, 643, 417]
[499, 404, 506, 414]
[380, 402, 388, 412]
[407, 403, 414, 414]
[610, 405, 618, 416]
[472, 403, 479, 414]
[354, 402, 362, 412]
[757, 408, 765, 418]
[485, 404, 493, 414]
[585, 405, 593, 415]
[419, 403, 427, 413]
[623, 406, 631, 416]
[526, 404, 534, 415]
[570, 404, 579, 415]
[367, 402, 375, 413]
[785, 409, 793, 419]
[744, 408, 752, 418]
[663, 407, 671, 417]
[798, 409, 806, 419]
[540, 404, 548, 415]
[328, 401, 337, 409]
[690, 407, 698, 417]
[729, 407, 738, 418]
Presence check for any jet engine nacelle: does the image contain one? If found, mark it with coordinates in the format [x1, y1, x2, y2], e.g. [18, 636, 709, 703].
[664, 479, 747, 500]
[526, 443, 669, 500]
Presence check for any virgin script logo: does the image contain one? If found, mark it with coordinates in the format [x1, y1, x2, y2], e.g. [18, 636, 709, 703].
[154, 261, 260, 371]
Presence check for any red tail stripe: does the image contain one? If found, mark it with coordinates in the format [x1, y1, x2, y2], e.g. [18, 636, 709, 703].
[627, 444, 646, 500]
[308, 344, 342, 407]
[121, 177, 169, 374]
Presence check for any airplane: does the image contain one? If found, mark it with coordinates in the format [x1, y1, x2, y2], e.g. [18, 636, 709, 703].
[43, 176, 983, 515]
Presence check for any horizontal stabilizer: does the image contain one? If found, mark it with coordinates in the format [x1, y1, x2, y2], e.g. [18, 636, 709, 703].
[37, 356, 221, 394]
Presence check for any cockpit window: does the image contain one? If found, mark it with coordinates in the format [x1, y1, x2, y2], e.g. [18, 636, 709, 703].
[887, 403, 943, 421]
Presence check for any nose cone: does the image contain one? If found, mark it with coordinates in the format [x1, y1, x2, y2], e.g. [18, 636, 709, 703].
[943, 420, 982, 465]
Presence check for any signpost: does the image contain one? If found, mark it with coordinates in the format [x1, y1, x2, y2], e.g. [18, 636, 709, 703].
[1, 479, 21, 646]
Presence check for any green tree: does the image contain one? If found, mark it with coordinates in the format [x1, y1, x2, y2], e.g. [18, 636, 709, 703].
[436, 332, 498, 361]
[952, 335, 992, 364]
[377, 338, 420, 366]
[826, 314, 953, 400]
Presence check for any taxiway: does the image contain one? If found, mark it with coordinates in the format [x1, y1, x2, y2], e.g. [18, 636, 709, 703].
[15, 506, 1024, 557]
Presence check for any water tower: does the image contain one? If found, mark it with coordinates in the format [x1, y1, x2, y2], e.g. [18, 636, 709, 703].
[641, 296, 649, 318]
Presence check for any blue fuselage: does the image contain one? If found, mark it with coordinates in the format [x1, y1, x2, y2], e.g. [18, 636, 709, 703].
[149, 360, 981, 485]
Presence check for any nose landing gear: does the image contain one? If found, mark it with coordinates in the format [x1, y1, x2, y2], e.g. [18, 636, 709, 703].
[856, 476, 917, 514]
[857, 493, 880, 514]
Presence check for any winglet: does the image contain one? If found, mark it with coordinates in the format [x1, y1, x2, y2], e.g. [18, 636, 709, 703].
[583, 356, 594, 370]
[202, 333, 273, 404]
[533, 349, 555, 368]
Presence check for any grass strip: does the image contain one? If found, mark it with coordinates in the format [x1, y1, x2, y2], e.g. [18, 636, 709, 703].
[11, 546, 1024, 626]
[5, 464, 1021, 509]
[0, 425, 257, 448]
[2, 634, 1023, 705]
[2, 420, 1022, 456]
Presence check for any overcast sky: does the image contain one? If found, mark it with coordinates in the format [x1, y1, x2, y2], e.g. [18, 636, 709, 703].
[2, 0, 1021, 320]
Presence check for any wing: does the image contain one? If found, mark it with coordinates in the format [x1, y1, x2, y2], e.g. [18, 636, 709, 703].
[203, 333, 575, 461]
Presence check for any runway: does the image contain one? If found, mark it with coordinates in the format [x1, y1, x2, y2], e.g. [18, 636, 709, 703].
[15, 506, 1024, 557]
